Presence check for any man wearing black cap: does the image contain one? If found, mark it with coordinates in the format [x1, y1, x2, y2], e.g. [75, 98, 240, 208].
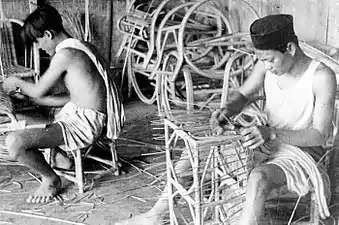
[115, 14, 336, 225]
[211, 14, 336, 224]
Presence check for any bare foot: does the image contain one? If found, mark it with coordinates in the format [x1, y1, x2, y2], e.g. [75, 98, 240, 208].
[26, 176, 61, 204]
[115, 210, 163, 225]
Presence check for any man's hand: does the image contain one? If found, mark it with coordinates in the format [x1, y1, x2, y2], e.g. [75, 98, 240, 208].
[2, 77, 20, 95]
[240, 125, 274, 149]
[210, 107, 233, 135]
[11, 92, 29, 100]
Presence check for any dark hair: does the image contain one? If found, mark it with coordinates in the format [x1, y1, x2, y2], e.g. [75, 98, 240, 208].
[21, 4, 64, 45]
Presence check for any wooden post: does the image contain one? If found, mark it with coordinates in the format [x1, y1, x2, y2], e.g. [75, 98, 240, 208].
[107, 0, 113, 65]
[0, 0, 4, 20]
[29, 0, 40, 82]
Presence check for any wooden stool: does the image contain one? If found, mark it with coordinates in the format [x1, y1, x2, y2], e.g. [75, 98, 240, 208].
[44, 137, 120, 194]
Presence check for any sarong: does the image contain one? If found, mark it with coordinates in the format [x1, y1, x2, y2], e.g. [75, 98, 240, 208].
[54, 102, 106, 151]
[265, 142, 330, 219]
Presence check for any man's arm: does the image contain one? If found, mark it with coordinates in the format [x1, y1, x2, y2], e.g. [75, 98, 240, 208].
[269, 64, 337, 146]
[210, 60, 266, 133]
[219, 61, 267, 117]
[8, 50, 71, 98]
[31, 93, 70, 107]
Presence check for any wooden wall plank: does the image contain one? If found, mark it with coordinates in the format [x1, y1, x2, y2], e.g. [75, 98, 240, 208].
[327, 0, 339, 48]
[228, 0, 283, 33]
[227, 0, 329, 44]
[280, 0, 328, 43]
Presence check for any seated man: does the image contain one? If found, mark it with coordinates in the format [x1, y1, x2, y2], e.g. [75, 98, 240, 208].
[2, 4, 125, 204]
[214, 14, 336, 224]
[115, 14, 336, 225]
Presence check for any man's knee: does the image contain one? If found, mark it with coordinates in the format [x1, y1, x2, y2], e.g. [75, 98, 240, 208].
[247, 167, 273, 196]
[5, 132, 26, 159]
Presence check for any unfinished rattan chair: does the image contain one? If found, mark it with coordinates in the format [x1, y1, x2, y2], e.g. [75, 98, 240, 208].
[0, 18, 38, 82]
[163, 53, 258, 224]
[164, 102, 337, 225]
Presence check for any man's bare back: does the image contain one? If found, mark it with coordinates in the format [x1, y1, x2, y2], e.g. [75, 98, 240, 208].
[53, 48, 107, 112]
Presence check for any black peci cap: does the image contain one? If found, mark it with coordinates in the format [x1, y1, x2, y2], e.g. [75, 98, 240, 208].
[250, 14, 297, 50]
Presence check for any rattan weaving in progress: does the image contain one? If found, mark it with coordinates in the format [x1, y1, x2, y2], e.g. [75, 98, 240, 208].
[0, 89, 15, 160]
[163, 109, 259, 225]
[0, 89, 47, 161]
[162, 97, 338, 225]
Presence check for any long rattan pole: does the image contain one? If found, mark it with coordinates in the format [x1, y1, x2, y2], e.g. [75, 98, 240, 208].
[0, 0, 4, 80]
[0, 33, 4, 80]
[84, 0, 90, 42]
[29, 0, 40, 82]
[0, 0, 3, 20]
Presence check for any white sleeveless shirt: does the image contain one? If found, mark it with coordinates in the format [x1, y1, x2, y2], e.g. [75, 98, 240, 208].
[264, 60, 320, 130]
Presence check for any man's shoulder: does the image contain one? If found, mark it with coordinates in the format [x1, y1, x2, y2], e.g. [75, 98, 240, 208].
[312, 61, 337, 92]
[55, 47, 81, 56]
[53, 48, 75, 59]
[313, 61, 336, 84]
[315, 61, 335, 76]
[48, 49, 77, 70]
[53, 47, 89, 64]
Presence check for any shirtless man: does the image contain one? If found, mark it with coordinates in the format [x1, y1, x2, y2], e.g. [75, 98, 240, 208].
[2, 4, 124, 204]
[116, 14, 336, 225]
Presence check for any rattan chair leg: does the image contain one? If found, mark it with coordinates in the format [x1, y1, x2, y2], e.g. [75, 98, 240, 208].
[74, 149, 84, 194]
[110, 141, 120, 176]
